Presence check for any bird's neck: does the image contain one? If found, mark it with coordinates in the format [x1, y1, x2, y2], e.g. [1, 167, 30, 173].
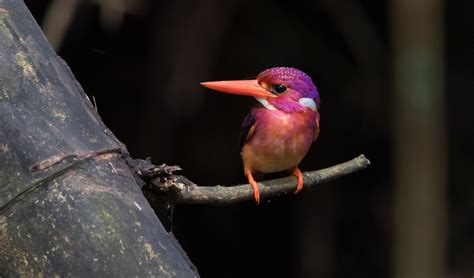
[255, 96, 317, 114]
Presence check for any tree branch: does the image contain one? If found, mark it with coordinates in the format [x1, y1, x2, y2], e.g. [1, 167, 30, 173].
[139, 155, 370, 206]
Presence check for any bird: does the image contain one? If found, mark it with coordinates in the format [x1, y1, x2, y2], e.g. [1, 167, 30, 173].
[201, 67, 320, 204]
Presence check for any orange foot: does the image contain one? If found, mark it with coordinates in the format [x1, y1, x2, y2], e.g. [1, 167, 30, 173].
[292, 166, 304, 194]
[245, 168, 260, 204]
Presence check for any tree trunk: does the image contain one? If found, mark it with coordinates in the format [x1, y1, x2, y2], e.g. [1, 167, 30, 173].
[392, 0, 446, 277]
[0, 0, 196, 276]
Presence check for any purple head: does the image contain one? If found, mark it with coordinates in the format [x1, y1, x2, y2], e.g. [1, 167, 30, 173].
[201, 66, 320, 113]
[257, 67, 320, 104]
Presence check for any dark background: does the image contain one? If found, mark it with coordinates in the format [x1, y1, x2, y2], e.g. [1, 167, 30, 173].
[24, 0, 473, 277]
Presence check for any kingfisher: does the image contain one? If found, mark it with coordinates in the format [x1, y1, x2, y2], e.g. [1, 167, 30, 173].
[201, 67, 320, 204]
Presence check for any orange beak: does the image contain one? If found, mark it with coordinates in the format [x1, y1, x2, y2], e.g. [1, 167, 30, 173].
[201, 79, 276, 98]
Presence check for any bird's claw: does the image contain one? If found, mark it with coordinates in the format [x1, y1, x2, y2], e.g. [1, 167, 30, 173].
[253, 186, 260, 204]
[245, 168, 261, 204]
[292, 167, 304, 194]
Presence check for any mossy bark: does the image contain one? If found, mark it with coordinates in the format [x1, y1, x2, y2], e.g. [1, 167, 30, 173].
[0, 0, 196, 276]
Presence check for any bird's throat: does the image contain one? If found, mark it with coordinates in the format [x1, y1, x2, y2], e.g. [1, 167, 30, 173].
[255, 97, 277, 110]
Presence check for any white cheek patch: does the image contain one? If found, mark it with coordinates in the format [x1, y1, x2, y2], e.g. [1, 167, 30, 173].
[299, 98, 317, 111]
[255, 97, 276, 110]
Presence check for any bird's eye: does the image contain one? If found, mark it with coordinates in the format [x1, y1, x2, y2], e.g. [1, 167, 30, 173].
[272, 84, 287, 94]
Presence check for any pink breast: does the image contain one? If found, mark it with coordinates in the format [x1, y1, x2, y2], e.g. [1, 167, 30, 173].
[241, 109, 317, 173]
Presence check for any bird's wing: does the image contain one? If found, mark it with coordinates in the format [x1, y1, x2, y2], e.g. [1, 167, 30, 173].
[240, 110, 257, 148]
[313, 114, 320, 142]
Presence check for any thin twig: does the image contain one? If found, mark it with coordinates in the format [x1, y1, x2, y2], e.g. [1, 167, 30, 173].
[30, 147, 123, 171]
[172, 154, 370, 205]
